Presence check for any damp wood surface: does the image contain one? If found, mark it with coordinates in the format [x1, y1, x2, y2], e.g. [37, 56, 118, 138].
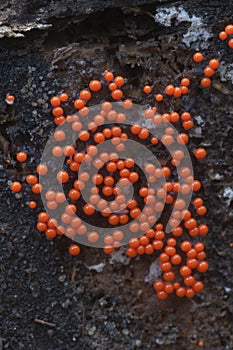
[0, 1, 233, 349]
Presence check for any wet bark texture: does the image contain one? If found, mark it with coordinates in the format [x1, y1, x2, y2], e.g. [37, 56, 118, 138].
[0, 0, 233, 349]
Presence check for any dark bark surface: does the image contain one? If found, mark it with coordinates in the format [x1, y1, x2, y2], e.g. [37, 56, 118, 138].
[0, 1, 233, 349]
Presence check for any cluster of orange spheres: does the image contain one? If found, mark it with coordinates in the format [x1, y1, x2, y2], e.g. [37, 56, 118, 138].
[143, 78, 190, 101]
[10, 71, 209, 300]
[192, 52, 221, 88]
[192, 23, 233, 89]
[219, 23, 233, 48]
[13, 23, 233, 299]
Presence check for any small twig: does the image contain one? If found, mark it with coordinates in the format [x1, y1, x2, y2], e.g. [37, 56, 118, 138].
[35, 318, 56, 328]
[212, 82, 233, 96]
[82, 307, 86, 336]
[71, 265, 77, 283]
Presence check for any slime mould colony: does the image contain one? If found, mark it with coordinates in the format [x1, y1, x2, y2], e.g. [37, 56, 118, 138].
[8, 24, 233, 300]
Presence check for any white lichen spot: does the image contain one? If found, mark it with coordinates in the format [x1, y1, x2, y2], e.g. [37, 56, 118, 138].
[144, 259, 161, 284]
[86, 262, 105, 273]
[219, 61, 233, 84]
[213, 173, 224, 181]
[224, 286, 231, 293]
[194, 115, 205, 127]
[154, 5, 213, 49]
[223, 187, 233, 206]
[109, 247, 130, 265]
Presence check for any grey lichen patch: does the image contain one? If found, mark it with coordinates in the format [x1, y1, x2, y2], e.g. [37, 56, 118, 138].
[223, 187, 233, 207]
[219, 61, 233, 84]
[154, 6, 188, 27]
[154, 5, 213, 49]
[182, 24, 212, 49]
